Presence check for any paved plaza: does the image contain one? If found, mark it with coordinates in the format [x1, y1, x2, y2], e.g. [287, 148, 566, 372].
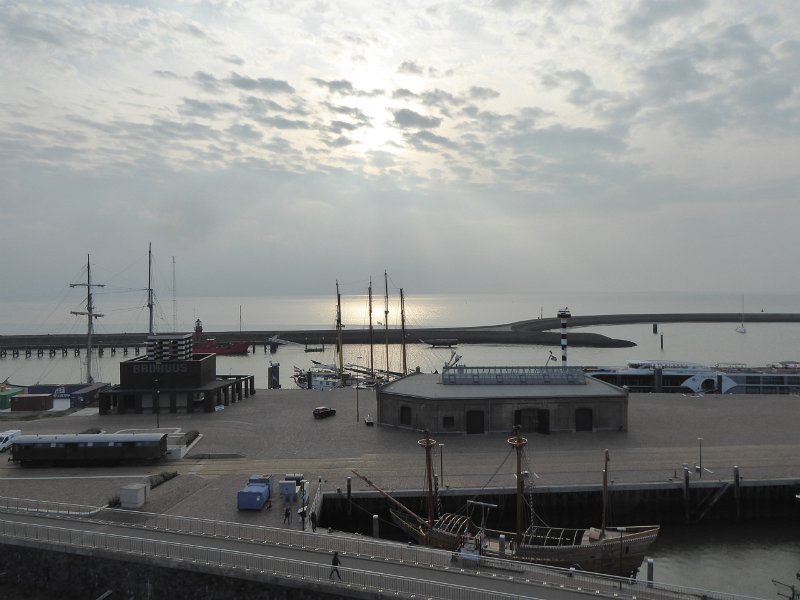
[1, 388, 799, 530]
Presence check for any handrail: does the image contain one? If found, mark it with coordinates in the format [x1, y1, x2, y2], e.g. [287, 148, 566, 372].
[0, 496, 761, 600]
[0, 519, 532, 600]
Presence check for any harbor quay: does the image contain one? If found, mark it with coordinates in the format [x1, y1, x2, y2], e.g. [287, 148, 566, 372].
[1, 388, 799, 516]
[1, 388, 799, 599]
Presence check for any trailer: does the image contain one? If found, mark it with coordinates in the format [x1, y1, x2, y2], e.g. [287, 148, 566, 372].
[237, 474, 272, 510]
[10, 433, 167, 466]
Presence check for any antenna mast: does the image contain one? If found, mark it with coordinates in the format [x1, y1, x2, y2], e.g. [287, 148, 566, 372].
[70, 254, 104, 384]
[147, 243, 154, 335]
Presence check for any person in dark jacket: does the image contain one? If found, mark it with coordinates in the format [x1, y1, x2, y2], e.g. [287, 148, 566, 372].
[329, 551, 341, 579]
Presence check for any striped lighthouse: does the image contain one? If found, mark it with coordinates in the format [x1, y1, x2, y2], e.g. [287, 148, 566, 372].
[557, 307, 571, 365]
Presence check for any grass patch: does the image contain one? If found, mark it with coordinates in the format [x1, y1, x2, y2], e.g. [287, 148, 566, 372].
[148, 471, 178, 489]
[184, 430, 199, 446]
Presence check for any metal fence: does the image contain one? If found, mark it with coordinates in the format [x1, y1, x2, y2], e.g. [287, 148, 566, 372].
[0, 496, 761, 600]
[0, 518, 541, 600]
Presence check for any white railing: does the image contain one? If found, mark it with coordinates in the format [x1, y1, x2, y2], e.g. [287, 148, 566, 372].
[0, 519, 535, 600]
[0, 496, 760, 600]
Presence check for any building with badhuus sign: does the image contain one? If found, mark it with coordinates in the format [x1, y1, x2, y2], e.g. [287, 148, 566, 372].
[98, 333, 256, 416]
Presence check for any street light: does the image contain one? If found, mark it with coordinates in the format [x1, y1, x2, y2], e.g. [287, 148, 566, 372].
[618, 526, 627, 585]
[439, 443, 445, 487]
[698, 437, 703, 478]
[153, 379, 160, 429]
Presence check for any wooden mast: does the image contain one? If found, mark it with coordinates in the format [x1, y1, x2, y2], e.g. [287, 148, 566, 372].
[507, 426, 528, 548]
[336, 281, 344, 385]
[400, 288, 407, 375]
[351, 469, 428, 527]
[419, 430, 437, 526]
[147, 243, 154, 335]
[70, 254, 104, 384]
[368, 278, 375, 378]
[383, 271, 389, 376]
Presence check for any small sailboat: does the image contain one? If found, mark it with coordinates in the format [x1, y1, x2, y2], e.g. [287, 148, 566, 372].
[736, 296, 747, 334]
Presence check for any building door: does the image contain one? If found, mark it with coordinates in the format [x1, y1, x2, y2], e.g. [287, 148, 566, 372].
[515, 409, 541, 433]
[466, 410, 485, 434]
[575, 407, 593, 431]
[536, 409, 550, 434]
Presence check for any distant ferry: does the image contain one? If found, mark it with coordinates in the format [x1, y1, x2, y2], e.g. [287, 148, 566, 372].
[584, 359, 800, 395]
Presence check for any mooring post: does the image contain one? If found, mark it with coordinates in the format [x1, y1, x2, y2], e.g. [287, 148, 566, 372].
[372, 514, 379, 538]
[734, 465, 741, 522]
[647, 558, 654, 587]
[499, 533, 506, 557]
[683, 465, 691, 523]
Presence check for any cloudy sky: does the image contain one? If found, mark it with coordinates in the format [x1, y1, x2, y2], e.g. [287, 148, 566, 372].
[1, 0, 799, 304]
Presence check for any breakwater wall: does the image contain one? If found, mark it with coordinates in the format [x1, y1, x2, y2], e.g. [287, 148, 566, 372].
[322, 476, 800, 538]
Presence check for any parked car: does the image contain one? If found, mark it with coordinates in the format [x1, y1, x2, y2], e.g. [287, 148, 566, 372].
[0, 430, 21, 452]
[313, 406, 336, 419]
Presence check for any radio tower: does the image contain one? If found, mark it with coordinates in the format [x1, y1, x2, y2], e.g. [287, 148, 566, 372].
[70, 254, 104, 383]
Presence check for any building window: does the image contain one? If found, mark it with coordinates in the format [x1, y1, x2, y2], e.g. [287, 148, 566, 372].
[400, 406, 412, 426]
[443, 416, 455, 429]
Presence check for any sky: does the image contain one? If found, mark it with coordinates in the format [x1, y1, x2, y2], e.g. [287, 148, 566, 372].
[1, 0, 799, 305]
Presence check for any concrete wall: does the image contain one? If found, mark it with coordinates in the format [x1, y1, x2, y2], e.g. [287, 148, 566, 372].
[0, 541, 367, 600]
[377, 394, 628, 434]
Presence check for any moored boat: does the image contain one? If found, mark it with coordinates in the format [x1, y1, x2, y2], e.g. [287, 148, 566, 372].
[353, 429, 659, 577]
[192, 319, 250, 355]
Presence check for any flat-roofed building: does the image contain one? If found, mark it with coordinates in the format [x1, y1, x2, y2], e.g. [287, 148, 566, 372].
[376, 365, 627, 434]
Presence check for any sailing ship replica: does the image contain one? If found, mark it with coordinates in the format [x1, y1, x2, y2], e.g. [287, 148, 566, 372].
[353, 428, 659, 576]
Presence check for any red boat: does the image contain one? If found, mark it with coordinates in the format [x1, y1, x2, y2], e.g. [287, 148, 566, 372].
[192, 319, 251, 355]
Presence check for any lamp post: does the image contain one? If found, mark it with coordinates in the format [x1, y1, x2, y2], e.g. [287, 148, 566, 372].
[618, 526, 627, 585]
[153, 379, 160, 429]
[698, 437, 703, 478]
[439, 443, 445, 487]
[356, 355, 363, 422]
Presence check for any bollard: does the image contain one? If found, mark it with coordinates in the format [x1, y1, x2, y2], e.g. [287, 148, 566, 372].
[683, 465, 691, 523]
[734, 466, 741, 522]
[647, 558, 654, 587]
[652, 323, 657, 334]
[373, 514, 379, 538]
[499, 533, 506, 557]
[347, 476, 352, 516]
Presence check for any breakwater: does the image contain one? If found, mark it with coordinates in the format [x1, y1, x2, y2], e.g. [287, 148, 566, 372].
[3, 312, 800, 351]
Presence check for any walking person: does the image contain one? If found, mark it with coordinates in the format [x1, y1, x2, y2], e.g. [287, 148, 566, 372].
[283, 505, 291, 525]
[309, 511, 317, 532]
[329, 551, 342, 580]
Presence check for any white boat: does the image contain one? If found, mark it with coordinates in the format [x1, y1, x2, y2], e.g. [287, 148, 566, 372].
[736, 296, 747, 334]
[292, 366, 341, 390]
[585, 359, 737, 394]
